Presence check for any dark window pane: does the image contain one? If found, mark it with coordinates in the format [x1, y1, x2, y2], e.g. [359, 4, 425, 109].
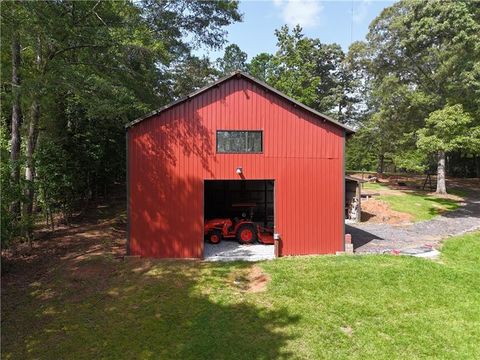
[247, 132, 262, 152]
[216, 131, 262, 153]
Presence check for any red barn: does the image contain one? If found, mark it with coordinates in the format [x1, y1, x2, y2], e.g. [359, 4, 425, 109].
[126, 71, 354, 258]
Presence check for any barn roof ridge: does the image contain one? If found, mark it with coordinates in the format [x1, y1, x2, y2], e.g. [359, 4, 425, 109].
[125, 70, 355, 134]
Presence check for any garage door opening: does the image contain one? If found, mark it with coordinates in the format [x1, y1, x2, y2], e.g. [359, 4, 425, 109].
[203, 180, 275, 261]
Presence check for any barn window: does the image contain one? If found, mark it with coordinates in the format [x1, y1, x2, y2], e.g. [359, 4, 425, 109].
[216, 131, 263, 153]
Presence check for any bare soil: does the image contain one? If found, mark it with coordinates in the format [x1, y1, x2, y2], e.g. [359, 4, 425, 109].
[228, 265, 271, 293]
[361, 198, 413, 225]
[246, 265, 270, 293]
[356, 176, 477, 224]
[1, 201, 127, 304]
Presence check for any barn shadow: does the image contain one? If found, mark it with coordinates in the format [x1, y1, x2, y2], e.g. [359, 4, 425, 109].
[128, 78, 272, 258]
[423, 193, 480, 219]
[345, 224, 382, 249]
[129, 96, 216, 257]
[2, 258, 300, 359]
[115, 261, 299, 359]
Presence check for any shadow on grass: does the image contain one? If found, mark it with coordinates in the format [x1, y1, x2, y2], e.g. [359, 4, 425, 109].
[422, 197, 460, 215]
[2, 258, 300, 359]
[404, 191, 480, 219]
[378, 190, 464, 219]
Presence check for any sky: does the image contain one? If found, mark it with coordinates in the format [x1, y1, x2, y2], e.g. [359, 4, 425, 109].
[196, 0, 395, 61]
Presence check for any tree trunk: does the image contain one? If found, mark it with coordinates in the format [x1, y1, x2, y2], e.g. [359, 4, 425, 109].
[24, 100, 40, 215]
[377, 154, 385, 174]
[23, 36, 42, 228]
[436, 150, 447, 194]
[475, 155, 480, 178]
[9, 30, 22, 217]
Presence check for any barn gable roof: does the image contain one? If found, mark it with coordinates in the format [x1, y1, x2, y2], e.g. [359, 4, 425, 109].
[125, 71, 355, 134]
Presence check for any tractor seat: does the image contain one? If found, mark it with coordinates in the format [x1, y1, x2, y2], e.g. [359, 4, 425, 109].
[228, 218, 238, 232]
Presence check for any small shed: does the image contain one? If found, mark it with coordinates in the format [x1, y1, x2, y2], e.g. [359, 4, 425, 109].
[126, 71, 355, 258]
[345, 176, 365, 223]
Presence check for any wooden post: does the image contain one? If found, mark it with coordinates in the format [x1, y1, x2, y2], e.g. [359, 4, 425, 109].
[356, 183, 361, 222]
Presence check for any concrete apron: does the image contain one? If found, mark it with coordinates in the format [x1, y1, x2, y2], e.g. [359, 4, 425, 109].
[204, 240, 275, 262]
[397, 246, 441, 260]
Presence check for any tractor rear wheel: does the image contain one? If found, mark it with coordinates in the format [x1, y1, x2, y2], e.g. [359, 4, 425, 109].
[237, 224, 257, 244]
[208, 230, 222, 244]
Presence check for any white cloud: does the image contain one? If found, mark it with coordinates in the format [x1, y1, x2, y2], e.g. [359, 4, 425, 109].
[352, 0, 372, 25]
[273, 0, 324, 29]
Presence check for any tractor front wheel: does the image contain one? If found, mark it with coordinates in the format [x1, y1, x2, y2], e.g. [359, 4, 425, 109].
[208, 230, 222, 244]
[237, 224, 257, 244]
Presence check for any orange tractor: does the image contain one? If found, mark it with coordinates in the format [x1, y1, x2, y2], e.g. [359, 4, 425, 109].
[204, 203, 274, 245]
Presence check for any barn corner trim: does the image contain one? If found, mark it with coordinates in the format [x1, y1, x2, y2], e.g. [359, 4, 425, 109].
[125, 71, 356, 135]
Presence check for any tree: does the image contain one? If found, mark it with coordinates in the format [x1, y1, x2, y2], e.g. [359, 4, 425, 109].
[264, 25, 359, 122]
[247, 53, 273, 82]
[0, 0, 241, 245]
[351, 0, 480, 176]
[23, 35, 41, 230]
[1, 121, 18, 247]
[345, 124, 379, 172]
[216, 43, 248, 74]
[170, 56, 219, 97]
[268, 25, 322, 109]
[7, 7, 22, 218]
[417, 104, 479, 194]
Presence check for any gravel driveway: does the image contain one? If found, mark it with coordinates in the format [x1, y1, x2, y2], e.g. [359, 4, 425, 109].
[348, 194, 480, 254]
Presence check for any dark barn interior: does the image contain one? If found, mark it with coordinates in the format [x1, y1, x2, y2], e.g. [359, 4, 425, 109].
[204, 180, 274, 227]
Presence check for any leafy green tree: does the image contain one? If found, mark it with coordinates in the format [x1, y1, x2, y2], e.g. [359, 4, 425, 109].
[345, 125, 379, 172]
[247, 53, 273, 82]
[392, 149, 429, 174]
[1, 2, 25, 218]
[264, 25, 359, 123]
[0, 0, 241, 245]
[417, 104, 479, 194]
[1, 120, 20, 246]
[216, 43, 248, 74]
[170, 56, 219, 97]
[268, 25, 321, 109]
[350, 0, 480, 177]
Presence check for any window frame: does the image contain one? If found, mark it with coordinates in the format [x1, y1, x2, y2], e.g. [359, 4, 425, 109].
[216, 130, 264, 154]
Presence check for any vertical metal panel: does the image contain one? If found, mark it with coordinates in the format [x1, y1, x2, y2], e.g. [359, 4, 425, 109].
[128, 77, 344, 258]
[342, 130, 346, 251]
[126, 130, 130, 255]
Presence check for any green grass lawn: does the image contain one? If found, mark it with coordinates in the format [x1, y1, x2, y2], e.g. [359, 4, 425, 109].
[377, 193, 460, 221]
[2, 232, 480, 359]
[362, 182, 387, 191]
[363, 182, 461, 221]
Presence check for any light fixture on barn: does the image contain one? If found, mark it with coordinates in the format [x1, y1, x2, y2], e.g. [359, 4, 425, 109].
[236, 167, 243, 175]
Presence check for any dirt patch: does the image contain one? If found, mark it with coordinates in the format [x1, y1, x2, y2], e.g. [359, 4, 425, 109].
[67, 257, 117, 282]
[361, 199, 413, 225]
[63, 258, 121, 302]
[229, 265, 271, 293]
[426, 192, 465, 202]
[448, 178, 480, 192]
[1, 201, 127, 313]
[340, 325, 353, 337]
[245, 265, 270, 293]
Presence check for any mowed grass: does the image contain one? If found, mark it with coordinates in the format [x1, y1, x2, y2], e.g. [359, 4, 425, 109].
[363, 182, 461, 221]
[362, 182, 387, 191]
[2, 232, 480, 359]
[377, 193, 460, 221]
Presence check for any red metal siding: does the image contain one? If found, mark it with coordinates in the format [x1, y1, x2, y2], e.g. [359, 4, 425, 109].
[128, 77, 344, 258]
